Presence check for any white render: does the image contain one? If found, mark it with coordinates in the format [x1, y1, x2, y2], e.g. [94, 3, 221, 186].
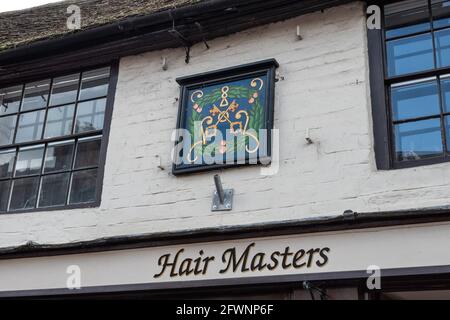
[1, 2, 450, 248]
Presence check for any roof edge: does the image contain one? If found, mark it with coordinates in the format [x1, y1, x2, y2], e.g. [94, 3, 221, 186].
[0, 0, 257, 64]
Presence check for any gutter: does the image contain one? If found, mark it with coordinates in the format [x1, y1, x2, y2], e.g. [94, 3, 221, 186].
[0, 0, 262, 65]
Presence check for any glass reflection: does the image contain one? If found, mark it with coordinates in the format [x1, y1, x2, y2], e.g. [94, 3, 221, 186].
[69, 169, 97, 204]
[22, 80, 50, 111]
[44, 105, 75, 139]
[50, 73, 79, 106]
[0, 149, 16, 179]
[435, 28, 450, 68]
[38, 173, 70, 208]
[15, 145, 44, 177]
[15, 110, 45, 143]
[74, 98, 106, 133]
[387, 33, 435, 77]
[391, 79, 440, 121]
[79, 67, 110, 101]
[0, 85, 22, 116]
[9, 177, 39, 211]
[395, 118, 443, 161]
[44, 140, 74, 173]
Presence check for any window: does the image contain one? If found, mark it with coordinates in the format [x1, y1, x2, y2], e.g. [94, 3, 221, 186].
[0, 65, 115, 213]
[369, 0, 450, 168]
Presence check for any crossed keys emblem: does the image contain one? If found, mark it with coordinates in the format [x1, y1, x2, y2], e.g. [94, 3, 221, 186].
[187, 84, 261, 163]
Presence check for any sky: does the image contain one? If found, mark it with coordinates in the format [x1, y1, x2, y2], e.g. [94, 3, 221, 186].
[0, 0, 62, 13]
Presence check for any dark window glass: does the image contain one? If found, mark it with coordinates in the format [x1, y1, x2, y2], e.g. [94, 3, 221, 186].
[443, 76, 450, 112]
[0, 115, 17, 146]
[15, 110, 45, 143]
[387, 33, 435, 76]
[0, 149, 16, 179]
[0, 180, 10, 212]
[432, 0, 450, 28]
[69, 169, 97, 204]
[394, 118, 443, 160]
[44, 140, 74, 173]
[74, 136, 101, 169]
[74, 98, 106, 133]
[21, 80, 50, 111]
[44, 104, 75, 139]
[435, 28, 450, 68]
[38, 173, 70, 208]
[0, 85, 22, 116]
[49, 73, 80, 107]
[9, 177, 39, 211]
[15, 145, 44, 177]
[0, 66, 111, 213]
[79, 67, 110, 101]
[391, 79, 440, 120]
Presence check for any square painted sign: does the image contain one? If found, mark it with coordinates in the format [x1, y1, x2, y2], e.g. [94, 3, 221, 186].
[173, 59, 278, 174]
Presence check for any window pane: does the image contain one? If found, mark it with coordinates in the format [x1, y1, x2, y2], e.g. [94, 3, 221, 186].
[74, 98, 106, 133]
[44, 140, 74, 173]
[391, 79, 440, 121]
[21, 80, 50, 111]
[385, 0, 430, 38]
[44, 104, 75, 139]
[432, 0, 450, 28]
[79, 67, 110, 101]
[15, 110, 45, 143]
[0, 149, 16, 179]
[0, 85, 22, 116]
[69, 169, 97, 204]
[0, 180, 10, 212]
[49, 73, 79, 106]
[394, 118, 443, 161]
[9, 177, 39, 211]
[15, 145, 44, 177]
[74, 136, 101, 169]
[386, 23, 431, 39]
[0, 115, 17, 146]
[435, 28, 450, 68]
[445, 116, 450, 150]
[443, 76, 450, 112]
[38, 173, 70, 208]
[387, 33, 435, 77]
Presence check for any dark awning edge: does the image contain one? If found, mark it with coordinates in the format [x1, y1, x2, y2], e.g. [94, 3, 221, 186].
[1, 205, 450, 260]
[0, 0, 356, 84]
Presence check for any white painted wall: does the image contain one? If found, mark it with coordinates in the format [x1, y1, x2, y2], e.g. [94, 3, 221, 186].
[1, 2, 450, 248]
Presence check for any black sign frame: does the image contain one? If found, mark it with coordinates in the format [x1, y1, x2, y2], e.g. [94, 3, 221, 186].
[173, 59, 279, 175]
